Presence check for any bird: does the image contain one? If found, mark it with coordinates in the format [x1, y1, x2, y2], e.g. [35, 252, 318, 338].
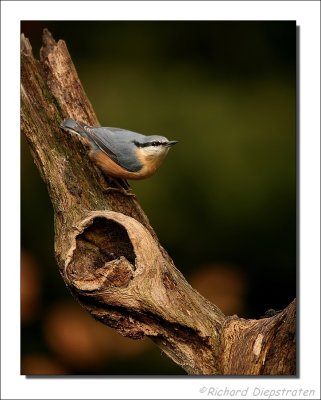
[60, 118, 178, 183]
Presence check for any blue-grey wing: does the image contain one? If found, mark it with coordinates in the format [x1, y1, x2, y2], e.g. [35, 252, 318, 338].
[84, 126, 143, 172]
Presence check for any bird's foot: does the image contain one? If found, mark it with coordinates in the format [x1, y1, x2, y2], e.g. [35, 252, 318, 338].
[103, 177, 136, 197]
[103, 186, 136, 197]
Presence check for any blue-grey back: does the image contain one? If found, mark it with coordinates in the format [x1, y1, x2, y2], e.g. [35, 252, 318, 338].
[86, 127, 145, 172]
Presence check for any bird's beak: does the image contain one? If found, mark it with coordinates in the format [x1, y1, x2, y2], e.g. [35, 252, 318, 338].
[167, 140, 178, 147]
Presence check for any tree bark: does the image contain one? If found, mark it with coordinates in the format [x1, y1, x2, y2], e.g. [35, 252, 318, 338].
[21, 29, 296, 375]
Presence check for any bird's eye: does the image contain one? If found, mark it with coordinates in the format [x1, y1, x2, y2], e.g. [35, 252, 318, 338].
[152, 141, 159, 146]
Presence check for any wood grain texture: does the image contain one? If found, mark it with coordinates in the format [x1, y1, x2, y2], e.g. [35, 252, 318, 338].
[21, 29, 296, 375]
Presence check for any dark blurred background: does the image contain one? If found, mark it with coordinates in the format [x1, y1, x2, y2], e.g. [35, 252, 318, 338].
[21, 21, 296, 375]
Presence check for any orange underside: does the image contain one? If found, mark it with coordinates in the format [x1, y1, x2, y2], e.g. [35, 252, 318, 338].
[89, 150, 158, 180]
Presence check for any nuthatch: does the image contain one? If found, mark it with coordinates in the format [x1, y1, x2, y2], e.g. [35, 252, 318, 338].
[60, 118, 178, 180]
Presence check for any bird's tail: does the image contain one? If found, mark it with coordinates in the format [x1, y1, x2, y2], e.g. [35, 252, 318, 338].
[60, 118, 88, 138]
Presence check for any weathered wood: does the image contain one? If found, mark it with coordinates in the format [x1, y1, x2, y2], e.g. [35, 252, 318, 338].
[21, 29, 296, 375]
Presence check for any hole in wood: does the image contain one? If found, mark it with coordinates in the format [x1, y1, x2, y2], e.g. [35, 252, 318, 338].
[68, 217, 136, 289]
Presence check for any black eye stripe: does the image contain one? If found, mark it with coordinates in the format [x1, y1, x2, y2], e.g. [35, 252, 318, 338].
[134, 140, 165, 148]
